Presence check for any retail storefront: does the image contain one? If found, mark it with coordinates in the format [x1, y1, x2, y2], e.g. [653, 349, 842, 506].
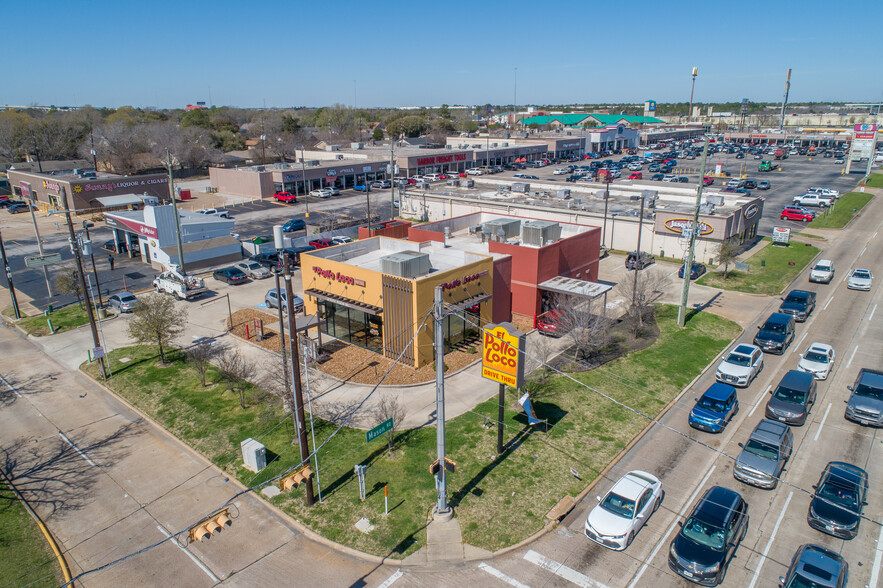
[301, 237, 493, 367]
[209, 160, 390, 199]
[7, 169, 170, 213]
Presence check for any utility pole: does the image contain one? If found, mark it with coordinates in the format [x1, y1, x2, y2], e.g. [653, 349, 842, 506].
[82, 221, 103, 308]
[272, 226, 290, 398]
[61, 188, 106, 379]
[688, 67, 698, 122]
[779, 69, 792, 131]
[166, 151, 186, 272]
[31, 135, 43, 173]
[601, 188, 610, 248]
[513, 67, 517, 130]
[390, 139, 397, 220]
[366, 188, 372, 231]
[433, 285, 450, 518]
[301, 146, 310, 219]
[89, 126, 98, 170]
[26, 196, 53, 297]
[283, 252, 315, 506]
[0, 229, 21, 319]
[631, 191, 653, 309]
[677, 140, 710, 328]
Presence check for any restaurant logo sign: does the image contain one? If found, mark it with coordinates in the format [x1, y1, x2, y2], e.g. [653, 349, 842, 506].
[743, 203, 759, 220]
[481, 322, 525, 388]
[313, 266, 366, 287]
[663, 218, 713, 235]
[42, 179, 61, 193]
[416, 153, 469, 166]
[441, 270, 488, 291]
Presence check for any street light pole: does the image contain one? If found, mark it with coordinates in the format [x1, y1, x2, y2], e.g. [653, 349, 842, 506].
[166, 150, 186, 272]
[688, 67, 698, 122]
[301, 147, 310, 219]
[631, 195, 646, 309]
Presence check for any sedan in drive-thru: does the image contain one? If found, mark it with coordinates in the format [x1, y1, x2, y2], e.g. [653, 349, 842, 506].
[797, 343, 835, 380]
[715, 344, 763, 387]
[584, 470, 663, 550]
[807, 461, 868, 540]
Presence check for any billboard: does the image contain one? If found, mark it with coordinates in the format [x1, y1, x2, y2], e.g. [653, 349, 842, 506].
[481, 322, 526, 388]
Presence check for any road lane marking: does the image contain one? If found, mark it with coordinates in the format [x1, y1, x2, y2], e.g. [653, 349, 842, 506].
[874, 231, 879, 239]
[814, 403, 832, 442]
[627, 466, 716, 588]
[0, 374, 22, 397]
[156, 525, 219, 582]
[524, 550, 609, 588]
[870, 522, 883, 588]
[59, 432, 96, 467]
[823, 295, 835, 310]
[793, 332, 808, 353]
[747, 492, 793, 588]
[479, 563, 531, 588]
[861, 246, 868, 256]
[748, 386, 772, 419]
[846, 345, 859, 368]
[870, 304, 878, 322]
[376, 569, 403, 588]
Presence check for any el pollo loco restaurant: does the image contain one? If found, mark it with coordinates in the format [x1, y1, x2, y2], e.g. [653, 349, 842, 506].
[301, 237, 493, 368]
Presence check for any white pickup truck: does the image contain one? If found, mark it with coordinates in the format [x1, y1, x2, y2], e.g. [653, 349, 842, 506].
[792, 193, 834, 208]
[153, 265, 207, 300]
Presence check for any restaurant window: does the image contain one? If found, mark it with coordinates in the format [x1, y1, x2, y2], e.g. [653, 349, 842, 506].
[441, 304, 482, 352]
[317, 300, 382, 353]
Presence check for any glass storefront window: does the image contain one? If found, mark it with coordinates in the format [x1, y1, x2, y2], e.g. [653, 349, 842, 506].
[317, 300, 383, 353]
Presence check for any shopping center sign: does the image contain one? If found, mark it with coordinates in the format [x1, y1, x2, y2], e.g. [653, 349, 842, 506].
[481, 322, 525, 388]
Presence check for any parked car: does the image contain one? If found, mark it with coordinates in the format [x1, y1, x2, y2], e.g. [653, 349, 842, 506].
[689, 383, 739, 433]
[107, 291, 138, 313]
[553, 168, 570, 175]
[513, 173, 539, 180]
[353, 184, 370, 192]
[778, 289, 816, 322]
[651, 173, 665, 181]
[212, 266, 249, 285]
[584, 470, 664, 550]
[779, 544, 849, 588]
[807, 461, 868, 540]
[797, 343, 835, 380]
[197, 208, 230, 218]
[677, 176, 689, 183]
[265, 289, 304, 313]
[766, 370, 817, 426]
[757, 180, 771, 190]
[668, 486, 749, 586]
[702, 176, 714, 186]
[662, 174, 678, 182]
[628, 172, 643, 180]
[648, 163, 661, 172]
[536, 310, 564, 337]
[780, 206, 815, 222]
[371, 180, 391, 189]
[234, 260, 271, 280]
[102, 238, 139, 254]
[678, 262, 707, 280]
[844, 368, 883, 426]
[7, 203, 33, 214]
[742, 179, 757, 189]
[282, 245, 316, 266]
[846, 268, 873, 291]
[309, 188, 332, 198]
[625, 251, 654, 270]
[273, 191, 298, 203]
[808, 186, 840, 198]
[792, 193, 833, 208]
[754, 312, 796, 354]
[715, 343, 764, 387]
[282, 218, 306, 232]
[0, 199, 24, 208]
[308, 238, 334, 249]
[809, 259, 835, 283]
[733, 419, 793, 489]
[250, 251, 281, 271]
[331, 236, 353, 245]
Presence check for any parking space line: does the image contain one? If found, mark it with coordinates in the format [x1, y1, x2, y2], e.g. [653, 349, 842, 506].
[523, 550, 609, 588]
[747, 492, 793, 588]
[59, 432, 96, 466]
[846, 345, 859, 368]
[376, 569, 403, 588]
[870, 304, 878, 322]
[823, 295, 835, 310]
[813, 403, 832, 442]
[792, 332, 808, 353]
[627, 466, 716, 588]
[479, 563, 531, 588]
[156, 525, 219, 582]
[748, 386, 772, 419]
[870, 523, 883, 588]
[0, 374, 22, 397]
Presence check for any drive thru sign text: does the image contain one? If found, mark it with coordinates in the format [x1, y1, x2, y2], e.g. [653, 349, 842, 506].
[481, 323, 525, 388]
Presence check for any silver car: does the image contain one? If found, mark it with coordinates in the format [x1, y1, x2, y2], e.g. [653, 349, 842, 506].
[733, 419, 793, 489]
[845, 368, 883, 426]
[847, 268, 873, 291]
[235, 260, 271, 279]
[107, 291, 138, 313]
[715, 343, 764, 387]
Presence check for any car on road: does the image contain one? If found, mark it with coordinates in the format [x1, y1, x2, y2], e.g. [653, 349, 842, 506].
[584, 470, 663, 550]
[197, 208, 230, 218]
[371, 180, 391, 189]
[309, 188, 332, 198]
[702, 176, 714, 186]
[797, 343, 835, 380]
[809, 259, 835, 283]
[715, 343, 763, 387]
[107, 291, 138, 313]
[757, 180, 771, 190]
[778, 289, 816, 322]
[668, 486, 748, 586]
[689, 383, 739, 433]
[807, 461, 868, 540]
[264, 289, 304, 313]
[766, 370, 817, 426]
[308, 238, 334, 249]
[754, 312, 796, 354]
[274, 191, 298, 203]
[7, 203, 33, 214]
[212, 266, 248, 285]
[733, 419, 793, 489]
[780, 206, 815, 222]
[678, 262, 707, 280]
[779, 544, 849, 588]
[282, 218, 306, 232]
[234, 260, 271, 280]
[844, 368, 883, 426]
[846, 268, 873, 291]
[678, 176, 689, 183]
[834, 157, 845, 164]
[625, 251, 654, 270]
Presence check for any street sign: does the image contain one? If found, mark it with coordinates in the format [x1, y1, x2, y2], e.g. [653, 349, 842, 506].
[366, 418, 393, 443]
[92, 346, 105, 359]
[24, 252, 62, 268]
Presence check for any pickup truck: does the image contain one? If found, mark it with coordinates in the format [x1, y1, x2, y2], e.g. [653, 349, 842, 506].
[153, 265, 207, 300]
[792, 193, 833, 208]
[273, 191, 298, 203]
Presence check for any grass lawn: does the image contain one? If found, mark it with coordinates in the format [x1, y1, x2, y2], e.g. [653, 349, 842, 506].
[807, 192, 874, 229]
[2, 306, 26, 319]
[865, 174, 883, 188]
[697, 238, 820, 295]
[0, 481, 64, 587]
[17, 304, 91, 336]
[83, 305, 739, 556]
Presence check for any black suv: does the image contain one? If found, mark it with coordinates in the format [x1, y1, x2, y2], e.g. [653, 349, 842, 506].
[250, 251, 282, 270]
[754, 312, 795, 354]
[669, 486, 749, 586]
[778, 289, 816, 322]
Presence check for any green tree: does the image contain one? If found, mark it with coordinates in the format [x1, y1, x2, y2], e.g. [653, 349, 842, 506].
[281, 114, 302, 134]
[387, 115, 426, 138]
[372, 127, 384, 141]
[54, 267, 83, 308]
[716, 240, 741, 278]
[437, 104, 451, 119]
[458, 120, 478, 133]
[180, 108, 212, 129]
[127, 293, 187, 364]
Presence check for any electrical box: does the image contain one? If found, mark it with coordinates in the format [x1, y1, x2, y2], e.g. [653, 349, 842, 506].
[241, 438, 266, 472]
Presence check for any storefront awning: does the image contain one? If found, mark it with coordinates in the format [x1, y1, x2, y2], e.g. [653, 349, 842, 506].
[538, 276, 613, 299]
[94, 194, 145, 207]
[304, 289, 383, 315]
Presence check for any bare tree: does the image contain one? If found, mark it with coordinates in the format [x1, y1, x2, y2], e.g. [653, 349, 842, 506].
[524, 332, 555, 382]
[144, 122, 219, 170]
[616, 268, 667, 337]
[217, 346, 257, 409]
[555, 295, 608, 361]
[127, 293, 187, 364]
[372, 393, 405, 456]
[54, 266, 83, 309]
[186, 340, 220, 387]
[88, 121, 148, 174]
[716, 240, 741, 278]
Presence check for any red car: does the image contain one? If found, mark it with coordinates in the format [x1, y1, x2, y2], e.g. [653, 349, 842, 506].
[274, 191, 297, 203]
[536, 310, 565, 337]
[702, 176, 714, 186]
[308, 238, 334, 249]
[628, 172, 642, 180]
[780, 206, 815, 222]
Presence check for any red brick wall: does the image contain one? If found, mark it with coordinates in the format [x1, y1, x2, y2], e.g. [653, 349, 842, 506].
[408, 226, 445, 243]
[492, 256, 512, 324]
[358, 220, 412, 240]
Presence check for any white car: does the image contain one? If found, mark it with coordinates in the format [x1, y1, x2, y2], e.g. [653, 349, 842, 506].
[809, 259, 835, 284]
[584, 470, 663, 550]
[628, 163, 643, 171]
[715, 343, 764, 387]
[553, 168, 570, 175]
[310, 188, 332, 198]
[797, 343, 835, 380]
[465, 168, 484, 175]
[331, 236, 353, 245]
[234, 260, 270, 279]
[847, 268, 873, 291]
[662, 174, 678, 182]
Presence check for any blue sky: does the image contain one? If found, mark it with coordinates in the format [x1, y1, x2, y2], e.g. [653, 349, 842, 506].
[5, 0, 881, 109]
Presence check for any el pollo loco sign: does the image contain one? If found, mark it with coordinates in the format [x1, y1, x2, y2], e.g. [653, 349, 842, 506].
[481, 322, 525, 388]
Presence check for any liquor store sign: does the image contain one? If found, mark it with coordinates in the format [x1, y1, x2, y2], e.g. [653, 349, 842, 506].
[481, 322, 525, 388]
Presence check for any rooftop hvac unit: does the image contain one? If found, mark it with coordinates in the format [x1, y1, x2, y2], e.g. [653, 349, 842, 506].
[699, 203, 716, 215]
[520, 132, 529, 139]
[555, 189, 571, 199]
[72, 168, 83, 175]
[446, 179, 459, 186]
[459, 179, 474, 188]
[482, 218, 521, 240]
[350, 142, 364, 149]
[572, 198, 582, 205]
[306, 160, 320, 166]
[379, 251, 432, 278]
[511, 182, 530, 193]
[445, 145, 453, 150]
[327, 145, 341, 151]
[502, 142, 509, 147]
[521, 220, 562, 247]
[336, 154, 344, 160]
[241, 438, 267, 472]
[706, 194, 725, 206]
[468, 224, 483, 234]
[277, 163, 290, 169]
